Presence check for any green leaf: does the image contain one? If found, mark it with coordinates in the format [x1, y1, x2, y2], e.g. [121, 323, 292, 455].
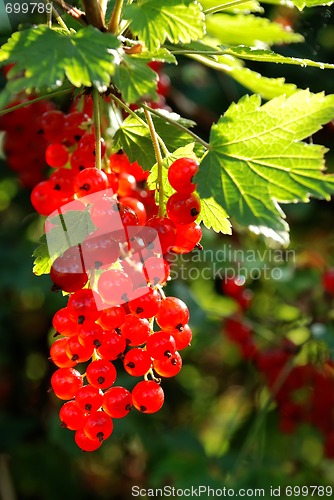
[33, 210, 96, 275]
[201, 0, 263, 13]
[113, 53, 158, 104]
[222, 45, 334, 69]
[0, 25, 120, 100]
[199, 197, 232, 234]
[32, 235, 51, 276]
[124, 0, 205, 51]
[205, 14, 304, 47]
[196, 90, 334, 244]
[291, 0, 334, 9]
[134, 48, 177, 64]
[114, 111, 202, 169]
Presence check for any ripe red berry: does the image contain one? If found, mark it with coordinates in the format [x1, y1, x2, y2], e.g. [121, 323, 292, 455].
[40, 110, 65, 143]
[103, 386, 132, 418]
[77, 321, 105, 349]
[123, 348, 152, 376]
[98, 269, 133, 305]
[166, 192, 200, 225]
[145, 217, 177, 254]
[59, 401, 87, 430]
[52, 307, 78, 337]
[132, 380, 164, 414]
[98, 305, 126, 330]
[117, 172, 136, 197]
[67, 289, 100, 325]
[51, 367, 83, 400]
[50, 338, 77, 368]
[153, 351, 182, 377]
[86, 359, 116, 389]
[81, 232, 120, 269]
[128, 287, 162, 318]
[170, 324, 192, 350]
[120, 197, 147, 225]
[75, 428, 102, 452]
[121, 316, 151, 346]
[168, 158, 199, 194]
[50, 247, 88, 293]
[74, 168, 108, 198]
[84, 411, 113, 442]
[75, 385, 104, 413]
[143, 256, 170, 285]
[323, 269, 334, 296]
[172, 222, 202, 254]
[45, 143, 69, 168]
[155, 297, 190, 331]
[146, 331, 176, 360]
[66, 335, 94, 362]
[96, 329, 127, 360]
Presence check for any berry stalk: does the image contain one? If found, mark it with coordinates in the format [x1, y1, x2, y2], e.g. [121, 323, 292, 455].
[93, 89, 102, 171]
[144, 108, 165, 217]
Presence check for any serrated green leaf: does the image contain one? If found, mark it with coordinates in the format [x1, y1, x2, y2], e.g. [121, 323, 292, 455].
[124, 0, 205, 51]
[32, 234, 51, 276]
[291, 0, 333, 9]
[0, 26, 120, 100]
[199, 197, 232, 234]
[196, 90, 334, 244]
[222, 45, 334, 69]
[201, 0, 263, 13]
[206, 14, 304, 46]
[113, 53, 158, 104]
[114, 111, 203, 169]
[148, 143, 198, 206]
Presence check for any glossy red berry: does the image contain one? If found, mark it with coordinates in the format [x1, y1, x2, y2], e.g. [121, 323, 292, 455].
[52, 308, 78, 337]
[123, 348, 152, 376]
[86, 359, 116, 389]
[67, 289, 100, 324]
[146, 331, 176, 360]
[96, 329, 127, 360]
[172, 222, 202, 254]
[59, 401, 87, 430]
[66, 335, 94, 362]
[168, 158, 199, 194]
[145, 217, 176, 254]
[170, 324, 192, 350]
[75, 385, 104, 413]
[98, 305, 126, 330]
[143, 256, 170, 285]
[45, 143, 69, 168]
[84, 411, 113, 442]
[98, 269, 133, 305]
[50, 247, 88, 293]
[74, 168, 108, 198]
[128, 287, 162, 318]
[50, 338, 77, 368]
[153, 351, 182, 377]
[132, 380, 164, 414]
[103, 386, 132, 418]
[121, 316, 151, 346]
[166, 192, 200, 225]
[81, 232, 120, 270]
[155, 297, 190, 330]
[77, 321, 105, 349]
[75, 428, 102, 452]
[51, 367, 83, 400]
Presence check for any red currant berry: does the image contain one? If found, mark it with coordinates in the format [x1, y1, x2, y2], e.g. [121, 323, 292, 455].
[74, 168, 108, 198]
[103, 386, 132, 418]
[75, 428, 102, 452]
[86, 359, 116, 389]
[143, 257, 170, 285]
[59, 401, 87, 430]
[146, 331, 176, 360]
[75, 385, 104, 413]
[50, 338, 77, 368]
[155, 297, 190, 331]
[96, 329, 126, 360]
[40, 110, 65, 143]
[98, 305, 126, 330]
[98, 269, 133, 305]
[153, 351, 182, 377]
[123, 348, 152, 377]
[66, 335, 94, 362]
[84, 410, 113, 442]
[121, 316, 151, 346]
[50, 247, 88, 293]
[64, 111, 89, 143]
[323, 269, 334, 296]
[67, 289, 100, 325]
[166, 192, 200, 225]
[77, 321, 105, 350]
[168, 158, 199, 194]
[145, 217, 176, 254]
[117, 172, 136, 197]
[120, 197, 147, 225]
[132, 380, 164, 414]
[45, 143, 69, 168]
[172, 222, 202, 254]
[128, 288, 162, 318]
[52, 308, 78, 337]
[51, 367, 83, 400]
[170, 324, 192, 350]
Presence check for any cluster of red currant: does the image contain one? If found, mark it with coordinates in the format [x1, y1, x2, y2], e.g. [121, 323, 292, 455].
[223, 270, 334, 459]
[0, 98, 53, 187]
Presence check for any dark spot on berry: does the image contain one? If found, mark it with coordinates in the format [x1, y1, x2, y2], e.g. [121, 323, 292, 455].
[37, 128, 44, 134]
[93, 339, 102, 348]
[176, 324, 184, 331]
[126, 362, 135, 368]
[53, 183, 61, 191]
[71, 354, 79, 361]
[125, 338, 131, 346]
[125, 403, 132, 411]
[190, 208, 199, 217]
[139, 405, 147, 412]
[97, 432, 104, 442]
[79, 166, 85, 171]
[115, 328, 121, 335]
[74, 135, 81, 141]
[164, 350, 172, 358]
[171, 358, 177, 365]
[97, 376, 105, 385]
[95, 261, 103, 269]
[85, 403, 92, 411]
[136, 307, 144, 314]
[80, 183, 91, 191]
[78, 315, 85, 325]
[116, 149, 123, 155]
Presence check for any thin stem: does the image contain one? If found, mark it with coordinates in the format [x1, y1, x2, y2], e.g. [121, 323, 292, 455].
[82, 0, 106, 29]
[0, 89, 72, 117]
[93, 88, 102, 171]
[204, 0, 253, 14]
[144, 108, 165, 217]
[109, 94, 169, 155]
[52, 4, 71, 32]
[141, 103, 210, 150]
[51, 0, 87, 25]
[47, 1, 52, 27]
[108, 0, 124, 33]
